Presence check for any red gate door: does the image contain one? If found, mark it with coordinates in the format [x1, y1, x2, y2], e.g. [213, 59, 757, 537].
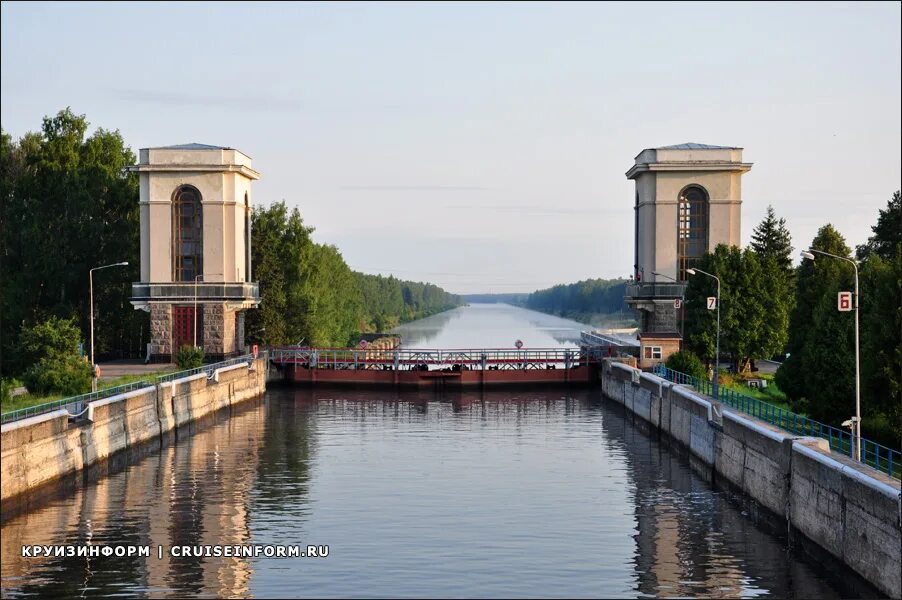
[173, 306, 200, 352]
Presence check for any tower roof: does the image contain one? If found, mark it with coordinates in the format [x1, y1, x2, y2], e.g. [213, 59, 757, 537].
[655, 142, 742, 150]
[627, 144, 752, 179]
[148, 143, 234, 151]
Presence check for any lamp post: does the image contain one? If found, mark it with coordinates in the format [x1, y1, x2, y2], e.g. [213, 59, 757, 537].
[686, 268, 720, 400]
[90, 261, 129, 392]
[651, 271, 684, 340]
[801, 249, 861, 461]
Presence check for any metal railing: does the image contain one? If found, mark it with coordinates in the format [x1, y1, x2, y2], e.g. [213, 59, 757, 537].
[653, 365, 900, 479]
[1, 355, 256, 425]
[131, 282, 260, 301]
[625, 282, 687, 300]
[270, 347, 590, 371]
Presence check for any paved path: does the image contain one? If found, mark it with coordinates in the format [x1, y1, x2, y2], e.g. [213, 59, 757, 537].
[97, 359, 175, 381]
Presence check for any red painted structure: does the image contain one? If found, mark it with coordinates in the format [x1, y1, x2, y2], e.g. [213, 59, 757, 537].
[270, 347, 600, 388]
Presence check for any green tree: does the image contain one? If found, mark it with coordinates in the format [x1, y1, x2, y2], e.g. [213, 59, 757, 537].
[854, 191, 902, 447]
[665, 350, 706, 381]
[1, 109, 143, 377]
[683, 245, 772, 371]
[859, 252, 901, 447]
[245, 201, 315, 346]
[19, 316, 92, 396]
[750, 206, 794, 360]
[525, 278, 627, 316]
[856, 190, 901, 261]
[776, 225, 853, 413]
[751, 205, 794, 273]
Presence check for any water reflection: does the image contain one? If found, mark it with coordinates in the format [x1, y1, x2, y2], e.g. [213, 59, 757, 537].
[1, 402, 267, 598]
[1, 386, 877, 598]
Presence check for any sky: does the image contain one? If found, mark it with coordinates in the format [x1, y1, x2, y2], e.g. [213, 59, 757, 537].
[2, 1, 900, 295]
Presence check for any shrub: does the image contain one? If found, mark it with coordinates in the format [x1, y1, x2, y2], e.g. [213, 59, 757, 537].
[23, 355, 93, 396]
[176, 345, 205, 370]
[1, 378, 14, 405]
[19, 316, 93, 396]
[665, 350, 707, 382]
[20, 316, 84, 365]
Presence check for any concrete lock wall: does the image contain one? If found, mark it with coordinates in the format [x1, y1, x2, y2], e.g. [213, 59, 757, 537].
[1, 358, 267, 508]
[600, 360, 902, 598]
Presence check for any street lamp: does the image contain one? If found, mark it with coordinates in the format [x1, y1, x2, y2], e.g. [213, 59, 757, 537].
[800, 248, 861, 461]
[651, 271, 685, 340]
[686, 268, 721, 400]
[90, 261, 129, 392]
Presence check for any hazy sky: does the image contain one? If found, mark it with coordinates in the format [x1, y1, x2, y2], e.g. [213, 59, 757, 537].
[2, 2, 900, 294]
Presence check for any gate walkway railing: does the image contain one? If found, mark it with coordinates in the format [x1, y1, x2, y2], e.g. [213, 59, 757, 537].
[653, 365, 900, 480]
[269, 347, 599, 371]
[1, 355, 255, 425]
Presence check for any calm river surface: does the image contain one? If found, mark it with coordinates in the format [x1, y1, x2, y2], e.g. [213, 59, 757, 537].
[0, 305, 877, 598]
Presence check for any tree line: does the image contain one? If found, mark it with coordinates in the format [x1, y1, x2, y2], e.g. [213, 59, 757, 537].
[681, 197, 900, 448]
[1, 109, 142, 379]
[525, 278, 628, 316]
[245, 200, 461, 347]
[0, 109, 459, 391]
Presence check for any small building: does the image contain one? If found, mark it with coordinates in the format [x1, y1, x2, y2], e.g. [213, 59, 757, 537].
[624, 143, 753, 369]
[127, 144, 261, 362]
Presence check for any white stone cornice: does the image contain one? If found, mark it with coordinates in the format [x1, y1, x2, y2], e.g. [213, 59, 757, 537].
[126, 163, 261, 180]
[626, 162, 753, 180]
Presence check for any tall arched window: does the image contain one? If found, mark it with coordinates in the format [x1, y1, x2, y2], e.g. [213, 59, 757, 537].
[677, 185, 709, 281]
[172, 185, 203, 281]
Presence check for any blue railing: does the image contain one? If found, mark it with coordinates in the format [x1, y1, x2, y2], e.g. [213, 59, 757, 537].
[653, 365, 900, 480]
[1, 355, 255, 425]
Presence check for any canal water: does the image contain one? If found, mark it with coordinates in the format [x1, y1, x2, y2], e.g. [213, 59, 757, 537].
[0, 304, 877, 598]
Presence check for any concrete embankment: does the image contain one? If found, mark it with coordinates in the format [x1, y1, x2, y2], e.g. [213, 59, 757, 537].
[600, 359, 901, 599]
[1, 358, 267, 510]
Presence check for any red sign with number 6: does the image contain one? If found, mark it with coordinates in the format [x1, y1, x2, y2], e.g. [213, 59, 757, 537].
[837, 291, 852, 312]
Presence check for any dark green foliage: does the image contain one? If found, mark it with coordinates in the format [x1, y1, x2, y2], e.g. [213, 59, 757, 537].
[19, 316, 84, 366]
[750, 206, 794, 358]
[776, 225, 853, 409]
[856, 190, 900, 261]
[751, 206, 794, 273]
[246, 201, 460, 347]
[1, 110, 145, 377]
[1, 379, 15, 405]
[355, 273, 461, 332]
[19, 316, 92, 395]
[525, 278, 627, 315]
[23, 355, 92, 396]
[176, 345, 205, 370]
[665, 350, 707, 381]
[683, 245, 777, 370]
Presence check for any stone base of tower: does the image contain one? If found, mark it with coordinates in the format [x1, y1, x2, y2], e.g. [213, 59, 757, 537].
[144, 302, 250, 364]
[148, 304, 173, 363]
[202, 303, 244, 361]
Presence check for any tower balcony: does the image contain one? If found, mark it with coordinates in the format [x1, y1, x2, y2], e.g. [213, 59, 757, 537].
[624, 282, 686, 303]
[131, 281, 260, 310]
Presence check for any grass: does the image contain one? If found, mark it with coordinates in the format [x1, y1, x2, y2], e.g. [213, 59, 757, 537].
[1, 367, 177, 416]
[718, 372, 796, 413]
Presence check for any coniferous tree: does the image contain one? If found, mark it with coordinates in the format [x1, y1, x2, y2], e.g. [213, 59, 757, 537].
[749, 206, 794, 360]
[776, 225, 853, 414]
[751, 205, 794, 273]
[856, 190, 901, 261]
